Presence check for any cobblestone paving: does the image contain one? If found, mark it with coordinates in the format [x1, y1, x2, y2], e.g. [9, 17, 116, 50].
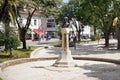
[2, 60, 120, 80]
[1, 39, 120, 80]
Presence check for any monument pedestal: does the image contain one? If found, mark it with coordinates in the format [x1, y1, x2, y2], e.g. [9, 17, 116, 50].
[53, 50, 75, 67]
[53, 28, 76, 67]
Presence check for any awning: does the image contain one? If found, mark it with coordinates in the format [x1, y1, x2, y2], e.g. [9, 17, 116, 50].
[34, 27, 44, 34]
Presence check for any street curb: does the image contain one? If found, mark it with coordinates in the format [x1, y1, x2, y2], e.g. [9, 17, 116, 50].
[0, 57, 57, 71]
[30, 45, 54, 58]
[30, 47, 44, 58]
[1, 56, 120, 80]
[1, 56, 120, 71]
[73, 56, 120, 65]
[0, 57, 57, 80]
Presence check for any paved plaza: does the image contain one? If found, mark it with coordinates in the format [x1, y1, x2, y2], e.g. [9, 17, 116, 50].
[2, 60, 120, 80]
[1, 39, 120, 80]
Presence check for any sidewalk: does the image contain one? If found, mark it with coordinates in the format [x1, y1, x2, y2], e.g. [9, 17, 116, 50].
[1, 39, 120, 80]
[31, 39, 120, 60]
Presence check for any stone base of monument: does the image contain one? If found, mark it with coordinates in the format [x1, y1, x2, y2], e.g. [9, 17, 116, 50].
[53, 50, 76, 67]
[53, 28, 77, 68]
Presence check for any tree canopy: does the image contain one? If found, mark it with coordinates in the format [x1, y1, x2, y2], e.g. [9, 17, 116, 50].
[58, 0, 120, 47]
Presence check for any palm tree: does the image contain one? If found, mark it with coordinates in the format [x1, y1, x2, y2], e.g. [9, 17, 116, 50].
[0, 0, 21, 56]
[0, 0, 17, 50]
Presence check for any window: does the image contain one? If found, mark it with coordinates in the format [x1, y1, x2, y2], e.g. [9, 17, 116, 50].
[48, 19, 54, 22]
[47, 23, 52, 28]
[47, 23, 55, 28]
[34, 19, 37, 25]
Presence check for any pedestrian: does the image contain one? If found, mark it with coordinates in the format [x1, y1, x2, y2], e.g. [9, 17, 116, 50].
[46, 34, 49, 40]
[73, 36, 77, 50]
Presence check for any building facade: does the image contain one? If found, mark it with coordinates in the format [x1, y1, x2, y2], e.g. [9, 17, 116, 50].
[19, 10, 42, 40]
[0, 10, 57, 40]
[41, 16, 57, 38]
[20, 10, 57, 40]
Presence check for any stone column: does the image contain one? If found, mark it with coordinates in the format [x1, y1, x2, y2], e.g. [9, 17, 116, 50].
[66, 33, 69, 50]
[31, 32, 34, 41]
[53, 28, 76, 67]
[62, 33, 65, 51]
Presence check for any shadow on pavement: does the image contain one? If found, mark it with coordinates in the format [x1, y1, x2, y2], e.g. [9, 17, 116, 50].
[70, 44, 120, 55]
[45, 43, 120, 56]
[79, 63, 120, 80]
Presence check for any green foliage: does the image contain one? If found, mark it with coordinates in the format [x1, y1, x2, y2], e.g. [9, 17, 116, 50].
[90, 34, 101, 41]
[0, 46, 39, 62]
[7, 36, 21, 49]
[4, 26, 20, 50]
[63, 0, 120, 46]
[90, 35, 96, 41]
[35, 0, 63, 18]
[52, 41, 74, 47]
[0, 31, 4, 46]
[0, 77, 2, 80]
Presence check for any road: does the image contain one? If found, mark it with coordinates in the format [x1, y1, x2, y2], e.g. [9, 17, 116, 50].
[26, 38, 60, 47]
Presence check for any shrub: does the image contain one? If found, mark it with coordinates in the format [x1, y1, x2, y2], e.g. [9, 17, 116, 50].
[90, 34, 101, 41]
[90, 35, 96, 41]
[0, 31, 4, 46]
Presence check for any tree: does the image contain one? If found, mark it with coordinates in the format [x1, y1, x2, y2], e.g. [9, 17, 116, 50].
[0, 0, 9, 21]
[60, 0, 84, 42]
[75, 0, 115, 47]
[0, 0, 19, 50]
[15, 0, 61, 49]
[0, 0, 19, 56]
[14, 1, 38, 49]
[5, 27, 20, 57]
[0, 30, 4, 46]
[0, 0, 30, 55]
[37, 0, 63, 17]
[112, 0, 120, 49]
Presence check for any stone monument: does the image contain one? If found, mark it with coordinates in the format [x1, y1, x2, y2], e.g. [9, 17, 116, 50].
[53, 28, 76, 67]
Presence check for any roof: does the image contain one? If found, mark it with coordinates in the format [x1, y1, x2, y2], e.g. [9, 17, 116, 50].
[19, 9, 41, 16]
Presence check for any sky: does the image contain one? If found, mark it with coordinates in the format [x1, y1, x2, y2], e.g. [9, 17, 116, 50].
[63, 0, 69, 3]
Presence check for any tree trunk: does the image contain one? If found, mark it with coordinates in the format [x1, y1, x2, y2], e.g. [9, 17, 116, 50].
[77, 31, 81, 42]
[19, 29, 27, 49]
[116, 27, 120, 49]
[104, 32, 109, 47]
[9, 48, 12, 58]
[0, 0, 8, 20]
[4, 23, 9, 51]
[94, 27, 97, 35]
[22, 36, 26, 49]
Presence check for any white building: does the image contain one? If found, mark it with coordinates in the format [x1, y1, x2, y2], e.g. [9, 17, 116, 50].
[82, 25, 91, 38]
[19, 10, 42, 40]
[41, 16, 57, 38]
[20, 10, 57, 40]
[20, 11, 41, 30]
[0, 11, 58, 40]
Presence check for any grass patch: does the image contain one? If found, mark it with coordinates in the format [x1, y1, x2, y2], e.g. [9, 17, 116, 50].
[0, 77, 2, 80]
[0, 46, 39, 63]
[51, 41, 61, 47]
[52, 41, 75, 47]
